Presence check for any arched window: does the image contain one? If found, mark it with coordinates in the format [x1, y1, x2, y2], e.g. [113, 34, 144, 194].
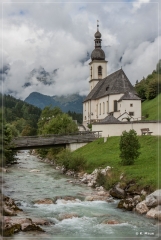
[98, 66, 102, 79]
[90, 66, 92, 79]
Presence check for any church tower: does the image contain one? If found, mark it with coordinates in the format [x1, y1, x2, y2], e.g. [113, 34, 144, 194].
[89, 21, 107, 92]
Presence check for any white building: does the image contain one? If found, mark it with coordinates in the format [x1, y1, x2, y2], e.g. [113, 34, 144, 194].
[83, 24, 141, 127]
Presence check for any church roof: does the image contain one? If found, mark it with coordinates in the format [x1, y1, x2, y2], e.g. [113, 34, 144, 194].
[99, 115, 121, 123]
[118, 91, 141, 101]
[83, 68, 137, 102]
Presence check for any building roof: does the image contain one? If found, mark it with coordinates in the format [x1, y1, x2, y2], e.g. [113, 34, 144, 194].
[83, 68, 137, 102]
[99, 115, 121, 123]
[118, 91, 141, 101]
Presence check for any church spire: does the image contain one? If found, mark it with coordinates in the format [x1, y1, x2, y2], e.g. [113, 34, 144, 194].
[91, 21, 105, 61]
[94, 20, 102, 49]
[97, 20, 99, 31]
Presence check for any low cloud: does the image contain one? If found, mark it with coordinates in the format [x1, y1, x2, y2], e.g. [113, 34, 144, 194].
[1, 1, 160, 99]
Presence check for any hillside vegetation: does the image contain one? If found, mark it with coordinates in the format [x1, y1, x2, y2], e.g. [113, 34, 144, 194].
[142, 93, 161, 120]
[72, 136, 160, 191]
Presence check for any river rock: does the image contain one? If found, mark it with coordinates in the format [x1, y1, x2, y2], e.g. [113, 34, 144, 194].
[32, 218, 51, 225]
[3, 217, 45, 235]
[155, 212, 161, 221]
[81, 178, 88, 184]
[3, 222, 21, 236]
[145, 194, 158, 207]
[141, 190, 147, 196]
[3, 195, 22, 216]
[29, 169, 41, 172]
[34, 198, 54, 204]
[97, 191, 108, 196]
[117, 198, 134, 211]
[135, 200, 149, 214]
[85, 196, 94, 201]
[0, 167, 8, 173]
[58, 213, 78, 220]
[109, 185, 125, 199]
[150, 190, 161, 205]
[21, 220, 45, 232]
[146, 207, 159, 219]
[102, 219, 120, 224]
[3, 206, 17, 216]
[96, 186, 104, 191]
[85, 194, 109, 201]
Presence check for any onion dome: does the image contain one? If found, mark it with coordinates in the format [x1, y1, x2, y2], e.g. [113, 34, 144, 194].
[94, 30, 101, 38]
[91, 48, 105, 61]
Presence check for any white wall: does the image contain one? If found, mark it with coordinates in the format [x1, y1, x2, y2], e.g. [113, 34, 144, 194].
[108, 94, 123, 113]
[89, 60, 107, 80]
[92, 122, 161, 137]
[120, 100, 141, 120]
[66, 142, 88, 151]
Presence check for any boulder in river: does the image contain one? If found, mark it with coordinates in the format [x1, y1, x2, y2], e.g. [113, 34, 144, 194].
[29, 169, 41, 172]
[145, 194, 158, 208]
[32, 218, 51, 226]
[135, 200, 149, 214]
[3, 217, 45, 236]
[3, 195, 22, 216]
[34, 198, 54, 204]
[3, 222, 21, 236]
[58, 213, 78, 220]
[102, 219, 120, 225]
[109, 185, 125, 199]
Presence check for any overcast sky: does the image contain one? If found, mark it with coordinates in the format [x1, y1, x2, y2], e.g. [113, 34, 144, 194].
[1, 0, 160, 100]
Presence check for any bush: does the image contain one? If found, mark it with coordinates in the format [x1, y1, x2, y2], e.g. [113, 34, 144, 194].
[96, 169, 120, 190]
[36, 148, 49, 158]
[56, 149, 87, 172]
[119, 130, 140, 165]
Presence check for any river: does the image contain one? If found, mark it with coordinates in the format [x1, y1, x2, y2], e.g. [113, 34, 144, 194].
[2, 151, 160, 240]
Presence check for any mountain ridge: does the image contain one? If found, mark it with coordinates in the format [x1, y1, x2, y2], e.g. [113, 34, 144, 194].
[24, 92, 85, 113]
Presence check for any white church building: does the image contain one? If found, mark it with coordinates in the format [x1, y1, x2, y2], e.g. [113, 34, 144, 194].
[83, 24, 142, 127]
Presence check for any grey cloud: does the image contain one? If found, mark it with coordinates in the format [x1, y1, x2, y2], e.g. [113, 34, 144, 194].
[1, 1, 160, 99]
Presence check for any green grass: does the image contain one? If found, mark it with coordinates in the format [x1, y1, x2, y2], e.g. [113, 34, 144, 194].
[72, 136, 161, 191]
[142, 93, 161, 120]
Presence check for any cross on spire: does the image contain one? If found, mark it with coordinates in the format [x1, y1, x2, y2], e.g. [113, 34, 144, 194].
[97, 20, 99, 31]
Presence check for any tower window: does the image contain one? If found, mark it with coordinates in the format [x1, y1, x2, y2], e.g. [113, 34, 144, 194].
[130, 104, 133, 107]
[98, 66, 102, 79]
[98, 66, 102, 75]
[129, 112, 134, 116]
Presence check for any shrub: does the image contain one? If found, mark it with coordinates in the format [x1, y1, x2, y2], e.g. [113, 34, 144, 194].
[56, 149, 87, 172]
[96, 169, 120, 190]
[119, 129, 140, 165]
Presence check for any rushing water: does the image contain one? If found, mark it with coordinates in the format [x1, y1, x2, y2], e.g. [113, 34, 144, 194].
[3, 151, 160, 240]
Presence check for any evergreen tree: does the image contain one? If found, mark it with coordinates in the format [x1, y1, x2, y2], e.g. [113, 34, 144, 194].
[119, 130, 140, 165]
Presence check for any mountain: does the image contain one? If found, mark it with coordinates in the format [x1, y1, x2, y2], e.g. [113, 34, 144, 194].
[24, 92, 85, 113]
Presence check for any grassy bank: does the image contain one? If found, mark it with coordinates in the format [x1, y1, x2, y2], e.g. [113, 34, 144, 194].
[142, 93, 161, 120]
[72, 136, 160, 191]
